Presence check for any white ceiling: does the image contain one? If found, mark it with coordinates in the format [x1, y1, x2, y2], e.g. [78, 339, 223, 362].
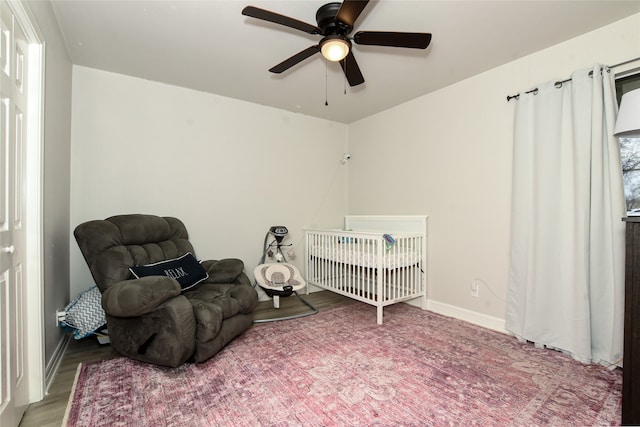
[49, 0, 640, 124]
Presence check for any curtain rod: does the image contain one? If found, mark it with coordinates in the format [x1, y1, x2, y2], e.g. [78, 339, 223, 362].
[506, 56, 640, 102]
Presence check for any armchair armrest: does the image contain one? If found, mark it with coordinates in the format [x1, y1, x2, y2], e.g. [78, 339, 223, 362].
[201, 258, 246, 284]
[101, 276, 181, 317]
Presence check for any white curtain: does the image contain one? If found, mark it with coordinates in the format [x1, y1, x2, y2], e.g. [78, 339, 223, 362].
[506, 65, 626, 365]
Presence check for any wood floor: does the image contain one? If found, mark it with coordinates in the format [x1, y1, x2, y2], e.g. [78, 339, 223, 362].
[18, 291, 353, 427]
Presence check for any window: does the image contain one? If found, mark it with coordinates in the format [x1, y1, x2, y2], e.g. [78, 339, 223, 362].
[616, 73, 640, 212]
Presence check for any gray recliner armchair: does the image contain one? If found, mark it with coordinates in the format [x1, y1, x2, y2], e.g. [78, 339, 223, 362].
[74, 214, 258, 367]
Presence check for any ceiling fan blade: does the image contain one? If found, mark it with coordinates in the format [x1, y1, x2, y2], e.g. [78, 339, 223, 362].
[354, 31, 432, 49]
[336, 0, 369, 28]
[339, 51, 365, 87]
[242, 6, 321, 35]
[269, 46, 321, 73]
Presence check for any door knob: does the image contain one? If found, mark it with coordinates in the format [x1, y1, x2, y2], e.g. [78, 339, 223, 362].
[2, 245, 15, 254]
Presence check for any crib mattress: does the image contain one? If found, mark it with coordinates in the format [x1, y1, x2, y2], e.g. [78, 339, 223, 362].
[309, 243, 421, 269]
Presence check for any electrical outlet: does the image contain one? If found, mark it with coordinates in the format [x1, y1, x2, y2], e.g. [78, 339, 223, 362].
[470, 280, 479, 297]
[56, 310, 66, 327]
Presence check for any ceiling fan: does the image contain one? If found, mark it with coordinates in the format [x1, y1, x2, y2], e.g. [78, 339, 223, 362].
[241, 0, 432, 87]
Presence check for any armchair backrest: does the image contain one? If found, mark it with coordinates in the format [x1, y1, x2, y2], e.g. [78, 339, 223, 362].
[74, 214, 196, 292]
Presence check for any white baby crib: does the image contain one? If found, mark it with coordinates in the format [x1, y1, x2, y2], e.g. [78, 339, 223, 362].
[305, 215, 428, 324]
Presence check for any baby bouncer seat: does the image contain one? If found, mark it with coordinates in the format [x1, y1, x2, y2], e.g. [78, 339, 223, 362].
[253, 227, 317, 322]
[254, 263, 305, 300]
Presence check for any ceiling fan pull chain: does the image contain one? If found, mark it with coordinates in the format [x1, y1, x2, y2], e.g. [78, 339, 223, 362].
[325, 59, 329, 106]
[344, 61, 347, 95]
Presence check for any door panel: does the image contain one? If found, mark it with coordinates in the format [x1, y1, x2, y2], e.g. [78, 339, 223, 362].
[0, 5, 13, 422]
[0, 269, 10, 423]
[0, 2, 29, 424]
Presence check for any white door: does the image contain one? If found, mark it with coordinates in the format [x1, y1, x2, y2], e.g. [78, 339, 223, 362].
[0, 2, 30, 425]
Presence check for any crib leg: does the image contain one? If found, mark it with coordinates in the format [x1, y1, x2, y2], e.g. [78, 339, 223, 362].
[377, 306, 383, 325]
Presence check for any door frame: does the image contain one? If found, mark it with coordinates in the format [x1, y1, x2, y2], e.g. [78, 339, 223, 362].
[7, 0, 45, 404]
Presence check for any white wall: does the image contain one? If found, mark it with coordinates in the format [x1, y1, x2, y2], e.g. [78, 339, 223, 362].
[70, 66, 348, 297]
[28, 0, 73, 367]
[69, 13, 640, 328]
[348, 13, 640, 327]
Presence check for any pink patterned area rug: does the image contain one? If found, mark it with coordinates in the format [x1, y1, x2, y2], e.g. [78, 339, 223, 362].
[63, 303, 622, 426]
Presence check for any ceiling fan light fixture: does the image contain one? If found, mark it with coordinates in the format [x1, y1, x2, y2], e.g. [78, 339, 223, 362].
[320, 36, 351, 62]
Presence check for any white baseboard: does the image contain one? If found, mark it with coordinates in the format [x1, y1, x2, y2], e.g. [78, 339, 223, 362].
[408, 298, 508, 335]
[306, 288, 508, 335]
[45, 333, 70, 394]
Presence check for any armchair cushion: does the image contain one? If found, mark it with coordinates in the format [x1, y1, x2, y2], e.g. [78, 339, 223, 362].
[102, 276, 181, 317]
[200, 258, 245, 283]
[129, 252, 208, 291]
